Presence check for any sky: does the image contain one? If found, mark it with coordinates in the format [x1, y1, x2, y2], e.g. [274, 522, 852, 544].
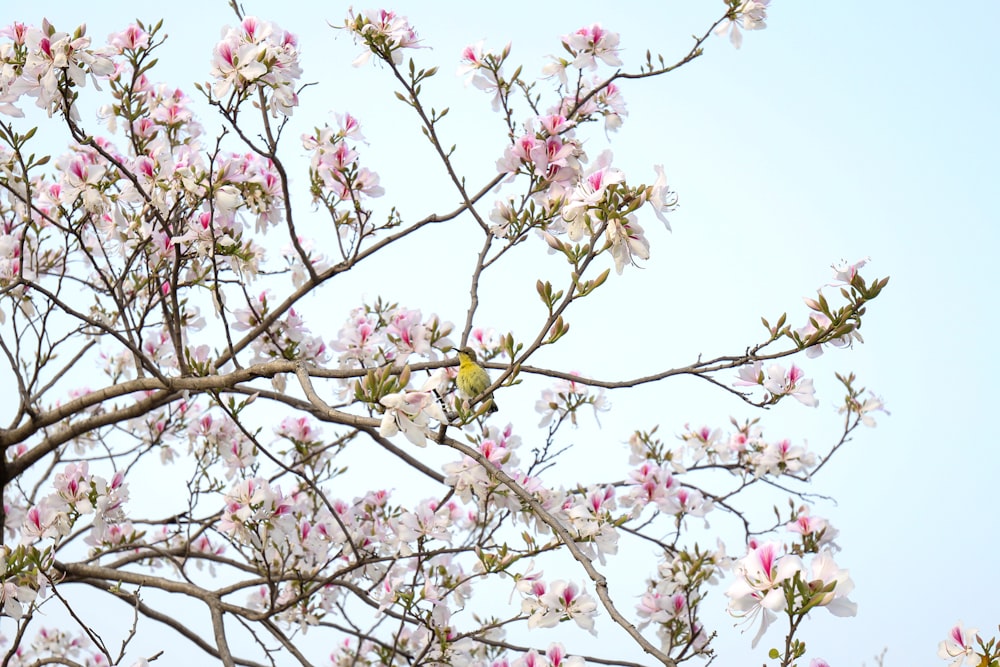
[7, 1, 1000, 665]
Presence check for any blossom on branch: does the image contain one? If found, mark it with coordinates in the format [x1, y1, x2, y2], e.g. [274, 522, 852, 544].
[938, 622, 982, 667]
[379, 370, 448, 447]
[725, 540, 802, 647]
[344, 9, 421, 66]
[210, 16, 301, 116]
[714, 0, 770, 49]
[524, 579, 598, 634]
[737, 361, 818, 407]
[840, 390, 889, 427]
[561, 24, 622, 70]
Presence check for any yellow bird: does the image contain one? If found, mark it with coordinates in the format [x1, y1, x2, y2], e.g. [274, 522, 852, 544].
[456, 347, 499, 413]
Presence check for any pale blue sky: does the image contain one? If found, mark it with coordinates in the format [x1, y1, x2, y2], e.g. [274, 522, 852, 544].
[8, 1, 999, 665]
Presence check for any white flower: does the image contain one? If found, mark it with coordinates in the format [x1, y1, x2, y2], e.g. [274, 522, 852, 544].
[379, 370, 447, 447]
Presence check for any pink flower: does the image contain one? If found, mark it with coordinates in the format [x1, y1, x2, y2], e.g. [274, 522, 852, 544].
[527, 580, 598, 633]
[1, 579, 38, 620]
[734, 361, 764, 387]
[560, 150, 625, 240]
[786, 506, 839, 548]
[276, 416, 320, 443]
[937, 622, 981, 666]
[108, 24, 149, 52]
[829, 256, 870, 285]
[210, 17, 301, 116]
[763, 363, 818, 407]
[546, 643, 585, 667]
[714, 1, 771, 49]
[562, 24, 622, 70]
[725, 541, 803, 647]
[345, 9, 421, 66]
[21, 499, 69, 543]
[379, 370, 448, 447]
[753, 438, 817, 478]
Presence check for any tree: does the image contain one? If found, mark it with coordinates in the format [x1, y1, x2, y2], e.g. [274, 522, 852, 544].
[0, 3, 901, 666]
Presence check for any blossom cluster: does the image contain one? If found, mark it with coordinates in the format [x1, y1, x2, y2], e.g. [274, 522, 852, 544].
[442, 423, 622, 565]
[493, 117, 677, 274]
[0, 626, 113, 667]
[534, 372, 611, 428]
[333, 299, 454, 391]
[520, 577, 598, 634]
[0, 20, 114, 118]
[636, 544, 722, 654]
[725, 533, 855, 650]
[460, 22, 677, 276]
[21, 462, 131, 550]
[232, 290, 330, 366]
[344, 9, 421, 66]
[0, 17, 297, 323]
[379, 369, 449, 446]
[302, 112, 385, 247]
[210, 16, 302, 117]
[627, 419, 820, 482]
[797, 257, 871, 358]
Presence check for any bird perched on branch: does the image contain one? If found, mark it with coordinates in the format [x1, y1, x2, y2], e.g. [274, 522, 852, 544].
[456, 346, 499, 413]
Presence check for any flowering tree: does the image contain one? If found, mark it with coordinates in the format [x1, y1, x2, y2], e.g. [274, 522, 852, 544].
[0, 2, 914, 666]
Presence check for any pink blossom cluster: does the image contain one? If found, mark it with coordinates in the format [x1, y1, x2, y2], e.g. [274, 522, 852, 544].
[0, 626, 111, 667]
[540, 24, 626, 131]
[725, 536, 855, 649]
[379, 369, 449, 446]
[477, 22, 677, 275]
[442, 424, 622, 566]
[188, 409, 259, 478]
[534, 372, 610, 428]
[621, 461, 713, 519]
[232, 290, 330, 365]
[525, 146, 676, 274]
[496, 114, 585, 201]
[457, 40, 511, 111]
[628, 420, 820, 482]
[0, 20, 114, 119]
[302, 112, 385, 241]
[332, 301, 454, 369]
[443, 423, 525, 506]
[0, 574, 39, 622]
[210, 16, 302, 117]
[797, 257, 871, 357]
[214, 477, 478, 634]
[330, 637, 586, 667]
[0, 19, 297, 304]
[564, 485, 620, 563]
[636, 544, 722, 653]
[560, 24, 623, 71]
[517, 570, 598, 634]
[344, 9, 421, 67]
[616, 423, 837, 652]
[21, 462, 130, 550]
[735, 361, 818, 406]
